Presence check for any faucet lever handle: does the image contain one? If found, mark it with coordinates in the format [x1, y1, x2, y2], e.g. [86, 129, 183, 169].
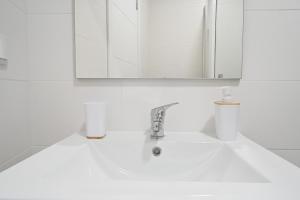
[153, 102, 179, 111]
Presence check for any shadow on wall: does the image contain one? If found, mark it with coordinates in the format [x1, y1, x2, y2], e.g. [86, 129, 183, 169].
[201, 116, 217, 139]
[78, 123, 86, 137]
[73, 78, 241, 88]
[0, 63, 7, 71]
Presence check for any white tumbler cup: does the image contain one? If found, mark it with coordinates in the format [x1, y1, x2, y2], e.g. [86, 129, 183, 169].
[85, 102, 106, 139]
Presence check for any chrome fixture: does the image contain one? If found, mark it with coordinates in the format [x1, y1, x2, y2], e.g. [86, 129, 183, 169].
[150, 102, 179, 139]
[152, 146, 162, 157]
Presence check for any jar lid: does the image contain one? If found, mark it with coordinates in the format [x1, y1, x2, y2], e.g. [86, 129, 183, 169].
[214, 100, 240, 106]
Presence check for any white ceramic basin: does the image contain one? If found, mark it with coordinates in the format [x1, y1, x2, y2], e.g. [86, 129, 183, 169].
[89, 132, 267, 182]
[0, 131, 300, 200]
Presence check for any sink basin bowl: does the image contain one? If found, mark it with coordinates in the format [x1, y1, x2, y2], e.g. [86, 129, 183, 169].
[89, 132, 267, 182]
[1, 131, 300, 199]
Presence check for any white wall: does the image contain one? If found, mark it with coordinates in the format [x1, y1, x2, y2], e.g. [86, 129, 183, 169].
[0, 0, 31, 171]
[26, 0, 300, 167]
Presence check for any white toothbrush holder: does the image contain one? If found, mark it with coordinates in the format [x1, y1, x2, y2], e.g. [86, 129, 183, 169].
[84, 102, 107, 139]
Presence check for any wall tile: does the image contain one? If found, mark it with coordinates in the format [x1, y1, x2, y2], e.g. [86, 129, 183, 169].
[28, 14, 74, 81]
[160, 80, 239, 133]
[245, 0, 300, 10]
[0, 149, 32, 172]
[27, 0, 72, 14]
[119, 84, 164, 131]
[29, 79, 239, 146]
[30, 146, 47, 155]
[271, 150, 300, 167]
[73, 80, 123, 131]
[118, 80, 238, 132]
[30, 81, 122, 146]
[0, 0, 30, 169]
[29, 80, 300, 151]
[0, 80, 30, 165]
[236, 81, 300, 149]
[160, 85, 218, 132]
[243, 11, 300, 81]
[29, 82, 77, 146]
[0, 0, 28, 80]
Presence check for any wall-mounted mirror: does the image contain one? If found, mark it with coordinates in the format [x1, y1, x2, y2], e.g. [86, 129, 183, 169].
[74, 0, 243, 79]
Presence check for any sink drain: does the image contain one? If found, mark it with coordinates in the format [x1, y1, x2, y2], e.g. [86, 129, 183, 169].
[152, 146, 162, 156]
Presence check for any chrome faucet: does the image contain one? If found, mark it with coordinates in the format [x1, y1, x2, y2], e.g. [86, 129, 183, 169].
[150, 102, 179, 139]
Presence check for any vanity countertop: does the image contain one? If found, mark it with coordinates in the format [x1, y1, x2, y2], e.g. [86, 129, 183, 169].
[0, 131, 299, 200]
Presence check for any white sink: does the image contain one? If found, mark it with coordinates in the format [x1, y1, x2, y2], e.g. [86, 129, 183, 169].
[89, 132, 267, 182]
[0, 131, 300, 200]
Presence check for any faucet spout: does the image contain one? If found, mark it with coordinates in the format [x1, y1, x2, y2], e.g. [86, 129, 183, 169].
[150, 102, 179, 139]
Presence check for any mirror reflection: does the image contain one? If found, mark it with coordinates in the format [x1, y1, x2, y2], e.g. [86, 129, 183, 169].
[75, 0, 243, 79]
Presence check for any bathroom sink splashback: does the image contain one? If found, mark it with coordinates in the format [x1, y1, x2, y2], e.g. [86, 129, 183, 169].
[88, 132, 268, 182]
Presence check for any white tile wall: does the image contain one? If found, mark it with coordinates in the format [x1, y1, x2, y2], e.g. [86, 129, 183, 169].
[245, 0, 300, 10]
[0, 149, 32, 172]
[271, 150, 300, 167]
[0, 0, 28, 81]
[29, 80, 122, 146]
[27, 14, 74, 81]
[0, 1, 31, 171]
[30, 145, 47, 155]
[118, 80, 235, 132]
[243, 11, 300, 80]
[0, 80, 30, 167]
[237, 81, 300, 149]
[23, 0, 300, 168]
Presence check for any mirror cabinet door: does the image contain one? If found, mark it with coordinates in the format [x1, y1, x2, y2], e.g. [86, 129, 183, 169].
[108, 0, 139, 78]
[74, 0, 243, 79]
[215, 0, 243, 79]
[75, 0, 108, 78]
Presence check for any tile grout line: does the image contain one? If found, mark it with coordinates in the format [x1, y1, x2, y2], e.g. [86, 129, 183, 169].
[27, 79, 300, 83]
[0, 78, 29, 82]
[222, 79, 299, 82]
[31, 145, 48, 148]
[245, 8, 300, 12]
[269, 149, 300, 151]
